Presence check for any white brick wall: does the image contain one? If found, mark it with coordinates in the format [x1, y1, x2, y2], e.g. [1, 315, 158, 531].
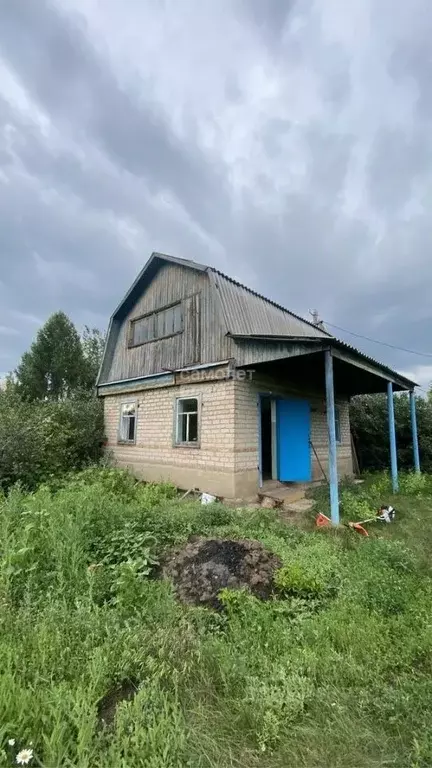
[103, 368, 353, 498]
[103, 375, 237, 495]
[233, 374, 353, 488]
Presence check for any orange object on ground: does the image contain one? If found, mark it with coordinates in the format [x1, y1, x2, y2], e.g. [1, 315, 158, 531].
[348, 522, 369, 536]
[316, 512, 331, 527]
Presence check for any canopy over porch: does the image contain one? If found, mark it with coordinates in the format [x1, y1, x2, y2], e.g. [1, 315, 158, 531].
[232, 335, 418, 525]
[231, 334, 416, 395]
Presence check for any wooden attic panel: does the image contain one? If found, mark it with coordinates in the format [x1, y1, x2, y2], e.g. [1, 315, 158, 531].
[183, 293, 201, 366]
[131, 262, 204, 317]
[105, 262, 231, 381]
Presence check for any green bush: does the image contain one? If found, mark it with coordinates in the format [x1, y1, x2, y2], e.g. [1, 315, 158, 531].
[350, 393, 432, 473]
[0, 387, 104, 491]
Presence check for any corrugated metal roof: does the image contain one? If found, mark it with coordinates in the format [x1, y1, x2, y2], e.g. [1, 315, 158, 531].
[210, 270, 330, 339]
[112, 252, 329, 338]
[229, 334, 416, 389]
[204, 268, 415, 386]
[330, 337, 417, 388]
[100, 252, 417, 389]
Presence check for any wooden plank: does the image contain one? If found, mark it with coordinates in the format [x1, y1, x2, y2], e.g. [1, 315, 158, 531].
[331, 347, 410, 389]
[104, 261, 236, 383]
[194, 292, 201, 364]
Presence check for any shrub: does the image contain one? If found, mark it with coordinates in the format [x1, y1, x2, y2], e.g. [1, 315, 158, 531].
[350, 393, 432, 473]
[0, 387, 104, 491]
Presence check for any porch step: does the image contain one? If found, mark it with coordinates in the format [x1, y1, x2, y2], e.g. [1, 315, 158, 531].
[284, 498, 316, 514]
[258, 482, 306, 508]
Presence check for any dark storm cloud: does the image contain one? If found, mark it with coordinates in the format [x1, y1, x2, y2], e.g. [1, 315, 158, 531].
[0, 0, 230, 237]
[1, 0, 432, 390]
[367, 127, 430, 214]
[241, 0, 297, 45]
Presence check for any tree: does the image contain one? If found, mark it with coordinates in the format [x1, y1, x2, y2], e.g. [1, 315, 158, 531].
[15, 311, 87, 401]
[350, 392, 432, 473]
[81, 326, 106, 390]
[0, 384, 104, 491]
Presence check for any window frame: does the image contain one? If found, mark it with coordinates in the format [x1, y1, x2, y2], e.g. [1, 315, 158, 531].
[117, 399, 138, 444]
[128, 300, 183, 349]
[173, 395, 201, 448]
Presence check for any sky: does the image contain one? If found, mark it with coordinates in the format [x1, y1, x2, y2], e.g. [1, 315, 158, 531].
[1, 0, 432, 390]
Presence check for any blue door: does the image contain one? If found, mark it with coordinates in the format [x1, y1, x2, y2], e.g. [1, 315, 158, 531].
[277, 399, 311, 482]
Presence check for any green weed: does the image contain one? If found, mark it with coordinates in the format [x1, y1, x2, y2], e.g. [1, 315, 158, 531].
[0, 469, 432, 767]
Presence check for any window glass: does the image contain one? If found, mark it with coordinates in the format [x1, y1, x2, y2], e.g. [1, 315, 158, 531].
[173, 304, 182, 333]
[176, 397, 198, 443]
[119, 402, 136, 442]
[130, 302, 182, 345]
[165, 307, 175, 335]
[132, 316, 153, 345]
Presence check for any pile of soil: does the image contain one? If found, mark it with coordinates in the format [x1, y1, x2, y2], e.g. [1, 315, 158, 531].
[162, 536, 282, 608]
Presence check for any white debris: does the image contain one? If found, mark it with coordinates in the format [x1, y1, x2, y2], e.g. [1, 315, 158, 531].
[201, 492, 217, 505]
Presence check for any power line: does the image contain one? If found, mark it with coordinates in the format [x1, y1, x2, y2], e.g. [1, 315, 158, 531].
[323, 320, 432, 359]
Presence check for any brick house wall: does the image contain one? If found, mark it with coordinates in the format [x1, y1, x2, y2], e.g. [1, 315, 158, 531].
[103, 370, 353, 499]
[103, 376, 237, 497]
[233, 373, 352, 497]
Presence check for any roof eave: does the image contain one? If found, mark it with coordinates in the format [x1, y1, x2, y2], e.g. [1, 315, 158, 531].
[229, 333, 417, 390]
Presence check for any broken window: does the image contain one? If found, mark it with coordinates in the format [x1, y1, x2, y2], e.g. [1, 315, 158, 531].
[175, 397, 199, 444]
[118, 402, 137, 443]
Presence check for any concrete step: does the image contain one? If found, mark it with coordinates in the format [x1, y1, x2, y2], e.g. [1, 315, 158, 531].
[258, 483, 306, 508]
[284, 498, 316, 513]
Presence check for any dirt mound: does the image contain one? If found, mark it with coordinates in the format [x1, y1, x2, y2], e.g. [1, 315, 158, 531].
[162, 537, 282, 608]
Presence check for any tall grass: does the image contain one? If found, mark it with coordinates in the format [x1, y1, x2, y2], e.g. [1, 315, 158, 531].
[0, 468, 431, 767]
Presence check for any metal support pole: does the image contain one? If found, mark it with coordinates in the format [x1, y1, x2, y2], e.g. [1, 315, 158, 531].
[410, 390, 420, 473]
[325, 350, 339, 525]
[387, 381, 399, 493]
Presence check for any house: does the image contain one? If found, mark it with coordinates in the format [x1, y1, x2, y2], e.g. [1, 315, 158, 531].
[97, 252, 419, 521]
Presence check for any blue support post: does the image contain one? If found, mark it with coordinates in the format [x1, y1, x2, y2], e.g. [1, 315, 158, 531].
[325, 350, 339, 525]
[410, 390, 420, 473]
[387, 381, 399, 493]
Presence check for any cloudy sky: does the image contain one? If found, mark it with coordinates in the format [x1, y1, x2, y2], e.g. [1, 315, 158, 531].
[1, 0, 432, 389]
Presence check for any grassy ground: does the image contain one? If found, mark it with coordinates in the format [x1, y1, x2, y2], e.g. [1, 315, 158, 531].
[0, 468, 431, 767]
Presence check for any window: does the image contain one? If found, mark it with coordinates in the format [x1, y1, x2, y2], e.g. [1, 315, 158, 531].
[175, 397, 199, 445]
[335, 406, 341, 444]
[118, 402, 137, 443]
[130, 303, 182, 347]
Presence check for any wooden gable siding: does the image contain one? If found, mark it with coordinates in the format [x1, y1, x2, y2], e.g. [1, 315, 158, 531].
[106, 262, 232, 382]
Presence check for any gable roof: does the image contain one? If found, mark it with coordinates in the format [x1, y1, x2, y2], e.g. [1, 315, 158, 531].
[110, 251, 330, 338]
[209, 269, 330, 339]
[98, 251, 416, 390]
[110, 252, 208, 321]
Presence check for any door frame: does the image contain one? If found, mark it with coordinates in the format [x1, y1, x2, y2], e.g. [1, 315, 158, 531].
[257, 393, 278, 488]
